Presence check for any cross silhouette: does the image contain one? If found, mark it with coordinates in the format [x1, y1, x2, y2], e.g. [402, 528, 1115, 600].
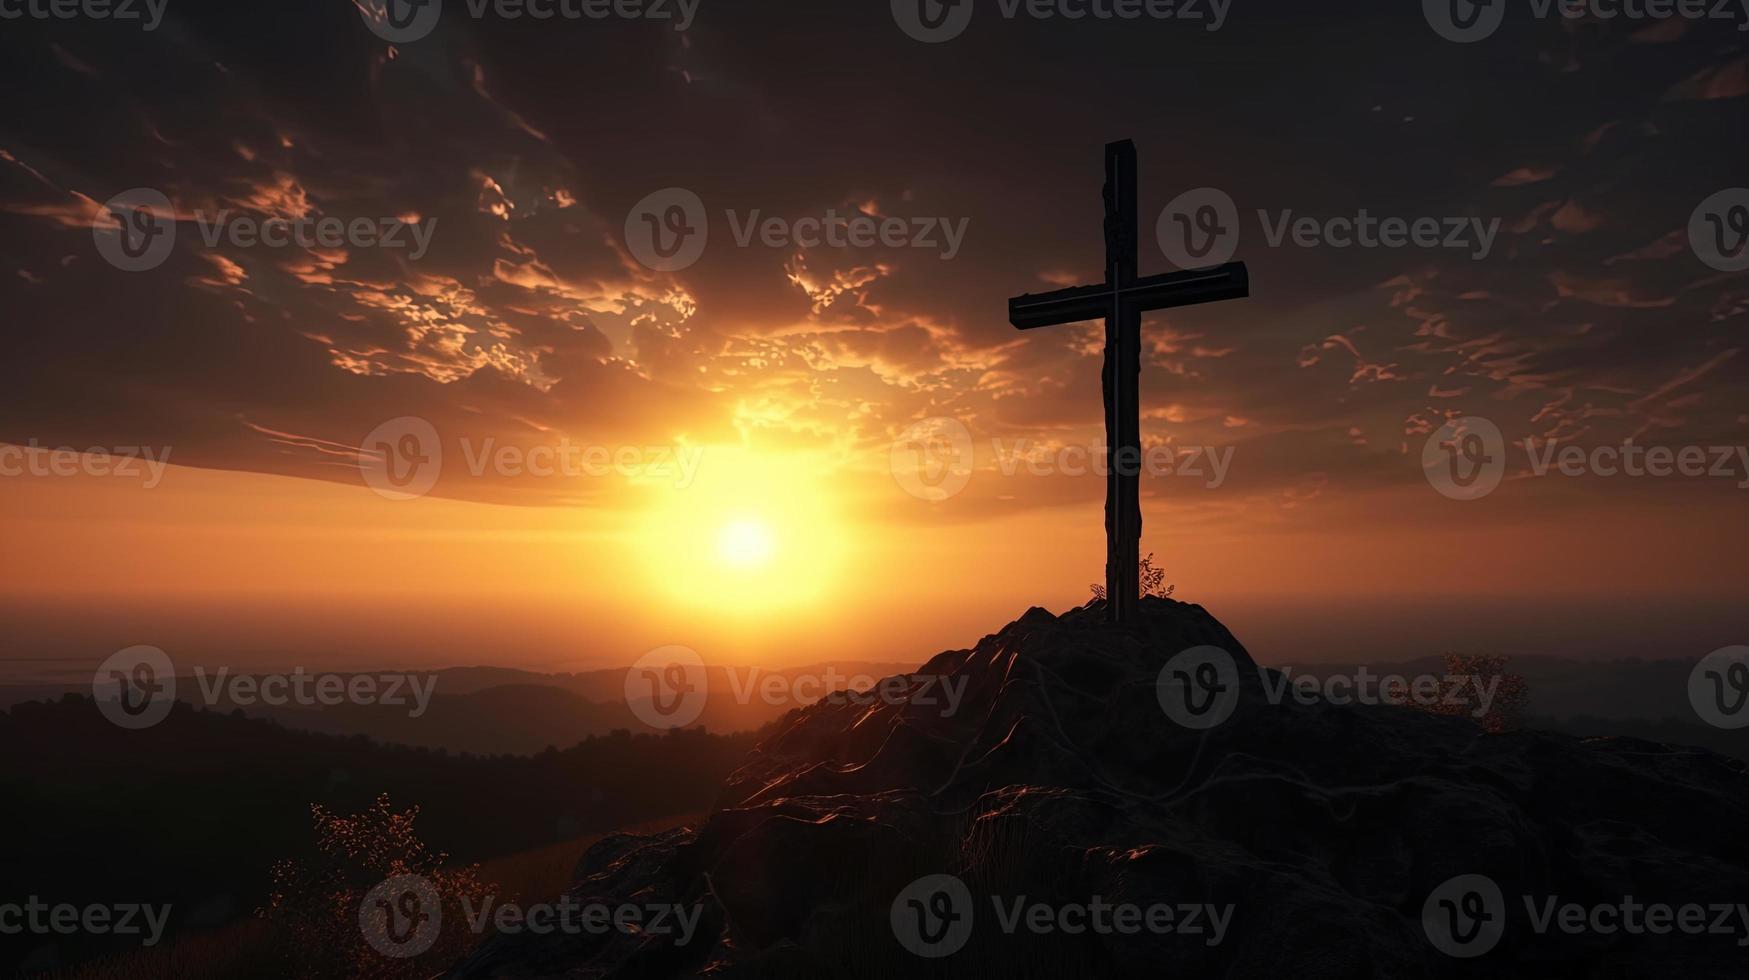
[1008, 140, 1249, 624]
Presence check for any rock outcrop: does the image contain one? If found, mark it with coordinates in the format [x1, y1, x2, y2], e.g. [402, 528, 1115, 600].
[450, 598, 1749, 979]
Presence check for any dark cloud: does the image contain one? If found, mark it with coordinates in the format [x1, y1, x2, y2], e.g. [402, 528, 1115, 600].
[0, 0, 1744, 515]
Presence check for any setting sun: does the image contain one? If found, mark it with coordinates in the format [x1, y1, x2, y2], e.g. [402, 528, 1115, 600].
[717, 519, 775, 569]
[633, 447, 849, 614]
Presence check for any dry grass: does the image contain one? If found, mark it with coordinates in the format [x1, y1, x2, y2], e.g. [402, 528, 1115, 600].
[51, 812, 704, 980]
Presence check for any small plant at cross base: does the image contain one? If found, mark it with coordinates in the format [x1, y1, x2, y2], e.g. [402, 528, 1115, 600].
[1089, 553, 1176, 602]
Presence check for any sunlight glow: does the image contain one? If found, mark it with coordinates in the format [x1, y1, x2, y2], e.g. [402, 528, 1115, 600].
[633, 447, 848, 614]
[717, 519, 775, 569]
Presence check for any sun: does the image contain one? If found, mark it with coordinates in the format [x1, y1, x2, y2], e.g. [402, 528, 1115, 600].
[716, 518, 775, 569]
[632, 447, 848, 614]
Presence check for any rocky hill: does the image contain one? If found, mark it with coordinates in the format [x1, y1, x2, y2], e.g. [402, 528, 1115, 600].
[448, 598, 1749, 978]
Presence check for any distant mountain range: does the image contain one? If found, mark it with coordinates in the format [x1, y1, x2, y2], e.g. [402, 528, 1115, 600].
[3, 662, 914, 754]
[5, 654, 1733, 757]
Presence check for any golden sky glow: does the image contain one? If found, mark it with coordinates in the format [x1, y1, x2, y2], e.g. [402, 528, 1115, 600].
[2, 11, 1745, 675]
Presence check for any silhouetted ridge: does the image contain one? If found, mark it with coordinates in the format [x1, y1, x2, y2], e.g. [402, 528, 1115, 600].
[450, 598, 1749, 979]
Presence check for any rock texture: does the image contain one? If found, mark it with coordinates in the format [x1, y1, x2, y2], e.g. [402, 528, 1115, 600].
[449, 598, 1749, 979]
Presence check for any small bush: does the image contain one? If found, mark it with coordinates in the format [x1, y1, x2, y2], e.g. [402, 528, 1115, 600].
[262, 794, 491, 979]
[1089, 553, 1176, 602]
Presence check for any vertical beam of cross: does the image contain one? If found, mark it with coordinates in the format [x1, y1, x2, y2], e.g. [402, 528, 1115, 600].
[1008, 141, 1249, 625]
[1105, 141, 1144, 626]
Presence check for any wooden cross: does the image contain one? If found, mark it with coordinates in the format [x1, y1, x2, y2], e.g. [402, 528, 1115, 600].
[1008, 140, 1249, 625]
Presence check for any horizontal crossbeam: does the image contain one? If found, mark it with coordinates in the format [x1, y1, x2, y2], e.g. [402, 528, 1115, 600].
[1008, 262, 1250, 330]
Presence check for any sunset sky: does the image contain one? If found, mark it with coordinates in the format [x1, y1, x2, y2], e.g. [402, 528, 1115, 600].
[2, 1, 1746, 675]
